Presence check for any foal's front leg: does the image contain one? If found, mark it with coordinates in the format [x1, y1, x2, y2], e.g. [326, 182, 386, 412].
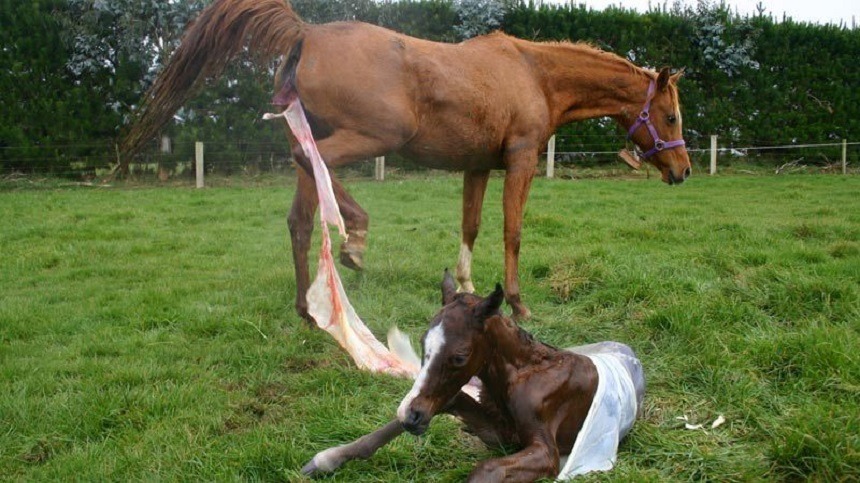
[301, 419, 404, 476]
[468, 433, 560, 483]
[300, 391, 507, 476]
[444, 392, 519, 449]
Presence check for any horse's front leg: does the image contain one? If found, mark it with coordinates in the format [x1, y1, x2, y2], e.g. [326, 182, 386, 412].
[501, 149, 538, 319]
[456, 170, 490, 293]
[443, 391, 520, 449]
[301, 419, 404, 476]
[467, 433, 560, 483]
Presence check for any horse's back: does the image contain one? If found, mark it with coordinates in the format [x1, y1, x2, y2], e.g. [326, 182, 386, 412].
[296, 22, 550, 168]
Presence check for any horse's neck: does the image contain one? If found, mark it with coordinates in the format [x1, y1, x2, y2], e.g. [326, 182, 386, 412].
[520, 41, 652, 128]
[479, 318, 556, 394]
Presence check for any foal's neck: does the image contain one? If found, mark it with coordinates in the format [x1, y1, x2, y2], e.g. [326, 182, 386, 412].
[479, 316, 558, 391]
[518, 40, 653, 128]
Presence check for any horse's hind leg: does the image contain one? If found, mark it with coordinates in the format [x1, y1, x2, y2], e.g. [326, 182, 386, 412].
[287, 170, 366, 322]
[302, 419, 404, 476]
[332, 181, 368, 271]
[288, 166, 318, 324]
[456, 170, 490, 293]
[287, 128, 400, 322]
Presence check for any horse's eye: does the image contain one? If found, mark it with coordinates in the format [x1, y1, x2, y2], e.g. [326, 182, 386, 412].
[667, 114, 677, 125]
[450, 354, 469, 367]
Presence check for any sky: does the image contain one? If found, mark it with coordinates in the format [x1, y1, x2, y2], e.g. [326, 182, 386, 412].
[550, 0, 859, 26]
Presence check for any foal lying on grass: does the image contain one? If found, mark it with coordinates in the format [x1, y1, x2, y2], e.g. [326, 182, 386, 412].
[303, 272, 645, 481]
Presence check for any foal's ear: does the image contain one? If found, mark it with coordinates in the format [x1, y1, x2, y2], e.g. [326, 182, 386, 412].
[670, 67, 685, 84]
[474, 283, 504, 321]
[441, 269, 457, 305]
[657, 67, 671, 91]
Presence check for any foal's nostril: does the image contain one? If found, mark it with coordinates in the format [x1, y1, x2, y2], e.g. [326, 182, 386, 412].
[683, 166, 692, 179]
[405, 409, 424, 428]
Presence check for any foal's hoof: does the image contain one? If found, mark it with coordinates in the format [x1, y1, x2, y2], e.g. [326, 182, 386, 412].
[301, 459, 321, 477]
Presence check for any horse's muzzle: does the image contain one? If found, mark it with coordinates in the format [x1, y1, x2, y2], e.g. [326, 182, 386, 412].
[402, 408, 429, 436]
[666, 166, 691, 185]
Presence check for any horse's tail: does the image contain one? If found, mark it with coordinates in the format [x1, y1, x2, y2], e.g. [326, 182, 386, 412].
[121, 0, 304, 159]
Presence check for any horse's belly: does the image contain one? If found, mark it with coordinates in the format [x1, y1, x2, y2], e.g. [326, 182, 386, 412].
[398, 140, 505, 171]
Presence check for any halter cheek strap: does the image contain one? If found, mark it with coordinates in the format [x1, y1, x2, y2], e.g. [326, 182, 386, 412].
[626, 80, 686, 159]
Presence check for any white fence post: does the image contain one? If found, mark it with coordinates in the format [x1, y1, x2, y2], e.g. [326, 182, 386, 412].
[710, 135, 718, 175]
[546, 135, 556, 178]
[843, 139, 848, 175]
[195, 141, 204, 188]
[374, 156, 385, 181]
[160, 135, 172, 154]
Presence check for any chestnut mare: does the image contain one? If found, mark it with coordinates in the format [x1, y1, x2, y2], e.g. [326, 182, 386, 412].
[302, 271, 645, 481]
[123, 0, 691, 321]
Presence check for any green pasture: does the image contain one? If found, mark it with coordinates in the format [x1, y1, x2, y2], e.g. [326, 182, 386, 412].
[1, 174, 858, 481]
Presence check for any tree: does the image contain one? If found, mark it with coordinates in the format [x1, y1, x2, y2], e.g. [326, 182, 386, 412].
[453, 0, 507, 39]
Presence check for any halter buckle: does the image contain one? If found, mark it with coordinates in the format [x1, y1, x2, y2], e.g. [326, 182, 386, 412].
[654, 140, 665, 151]
[639, 111, 650, 120]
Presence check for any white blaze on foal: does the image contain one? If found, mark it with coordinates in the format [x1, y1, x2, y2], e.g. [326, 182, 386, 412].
[397, 323, 446, 422]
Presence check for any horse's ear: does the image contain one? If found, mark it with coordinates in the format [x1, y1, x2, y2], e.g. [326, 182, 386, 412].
[657, 67, 671, 92]
[474, 283, 504, 322]
[670, 67, 685, 84]
[441, 269, 457, 305]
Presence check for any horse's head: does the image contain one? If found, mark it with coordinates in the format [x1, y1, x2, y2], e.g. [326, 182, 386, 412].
[396, 271, 504, 435]
[623, 67, 691, 185]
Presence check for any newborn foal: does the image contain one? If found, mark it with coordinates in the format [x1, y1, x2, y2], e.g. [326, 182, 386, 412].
[303, 273, 644, 481]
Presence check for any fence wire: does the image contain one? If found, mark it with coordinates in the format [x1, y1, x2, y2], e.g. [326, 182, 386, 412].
[1, 135, 857, 183]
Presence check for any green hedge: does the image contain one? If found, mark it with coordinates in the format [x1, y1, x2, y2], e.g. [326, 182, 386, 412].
[1, 0, 857, 174]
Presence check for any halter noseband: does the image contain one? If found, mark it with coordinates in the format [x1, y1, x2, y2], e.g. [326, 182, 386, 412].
[626, 79, 686, 159]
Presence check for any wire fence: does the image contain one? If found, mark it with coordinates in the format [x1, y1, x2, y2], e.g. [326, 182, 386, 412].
[1, 134, 857, 184]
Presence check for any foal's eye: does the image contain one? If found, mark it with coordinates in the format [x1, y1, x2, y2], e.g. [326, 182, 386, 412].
[450, 354, 469, 367]
[667, 114, 677, 125]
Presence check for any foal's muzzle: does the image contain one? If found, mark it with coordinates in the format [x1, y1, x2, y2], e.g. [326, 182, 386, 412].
[402, 408, 429, 436]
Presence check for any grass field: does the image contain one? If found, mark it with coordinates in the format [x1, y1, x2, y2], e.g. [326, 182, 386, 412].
[1, 174, 858, 481]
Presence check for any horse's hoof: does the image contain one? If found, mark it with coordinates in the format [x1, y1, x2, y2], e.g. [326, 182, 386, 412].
[339, 247, 364, 271]
[296, 305, 316, 328]
[511, 304, 532, 321]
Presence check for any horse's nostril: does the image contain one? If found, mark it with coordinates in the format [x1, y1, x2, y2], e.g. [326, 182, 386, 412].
[406, 409, 424, 428]
[683, 167, 691, 179]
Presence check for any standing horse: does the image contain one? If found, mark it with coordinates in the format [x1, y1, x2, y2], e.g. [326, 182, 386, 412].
[301, 271, 645, 481]
[123, 0, 691, 322]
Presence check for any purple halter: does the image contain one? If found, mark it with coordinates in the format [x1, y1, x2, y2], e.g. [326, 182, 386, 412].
[627, 80, 686, 159]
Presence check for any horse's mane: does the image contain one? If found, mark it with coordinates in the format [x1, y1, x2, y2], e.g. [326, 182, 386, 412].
[505, 33, 656, 82]
[554, 40, 654, 78]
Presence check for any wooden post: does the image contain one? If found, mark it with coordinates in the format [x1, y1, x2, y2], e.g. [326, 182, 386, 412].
[546, 135, 556, 178]
[709, 135, 718, 175]
[374, 156, 385, 181]
[843, 139, 848, 175]
[195, 141, 204, 188]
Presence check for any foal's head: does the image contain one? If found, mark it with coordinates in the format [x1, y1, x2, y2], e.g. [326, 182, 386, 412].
[397, 272, 504, 435]
[624, 67, 691, 185]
